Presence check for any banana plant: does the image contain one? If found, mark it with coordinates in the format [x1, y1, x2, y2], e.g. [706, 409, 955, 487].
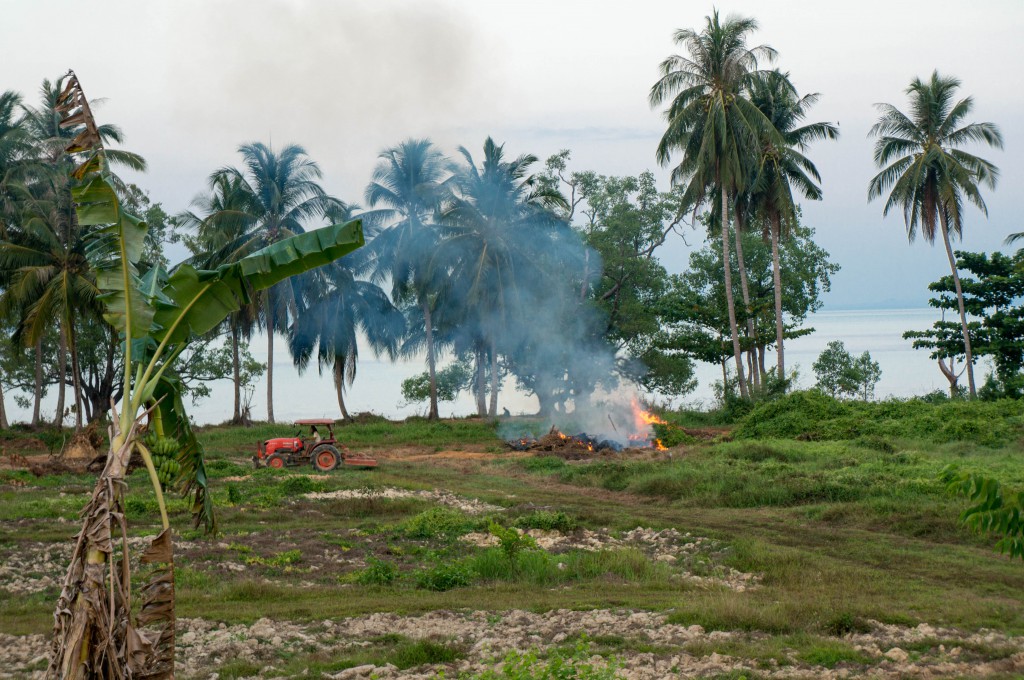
[47, 72, 365, 679]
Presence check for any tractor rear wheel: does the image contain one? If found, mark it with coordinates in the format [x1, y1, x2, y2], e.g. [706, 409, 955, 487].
[267, 454, 286, 469]
[312, 445, 340, 472]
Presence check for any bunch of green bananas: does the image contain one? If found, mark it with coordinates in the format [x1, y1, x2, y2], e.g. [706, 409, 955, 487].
[144, 434, 181, 487]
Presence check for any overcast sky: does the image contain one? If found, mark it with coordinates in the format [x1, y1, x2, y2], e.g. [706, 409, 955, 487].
[3, 0, 1021, 309]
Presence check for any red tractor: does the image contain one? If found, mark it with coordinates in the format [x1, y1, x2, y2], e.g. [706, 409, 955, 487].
[253, 419, 378, 472]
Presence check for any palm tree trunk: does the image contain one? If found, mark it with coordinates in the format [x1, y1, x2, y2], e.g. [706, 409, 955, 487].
[475, 348, 486, 417]
[720, 189, 748, 399]
[69, 321, 84, 429]
[422, 299, 439, 420]
[940, 214, 977, 397]
[757, 345, 767, 383]
[488, 338, 500, 417]
[333, 363, 351, 421]
[733, 220, 759, 392]
[32, 338, 43, 427]
[266, 299, 275, 423]
[231, 323, 241, 423]
[0, 380, 8, 429]
[55, 325, 68, 427]
[771, 213, 786, 383]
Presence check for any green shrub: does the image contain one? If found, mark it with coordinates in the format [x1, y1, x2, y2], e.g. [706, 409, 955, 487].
[823, 612, 872, 636]
[470, 548, 557, 584]
[415, 561, 475, 591]
[400, 507, 476, 539]
[514, 510, 578, 532]
[226, 483, 243, 505]
[280, 476, 322, 495]
[652, 422, 697, 448]
[489, 521, 538, 563]
[355, 557, 398, 586]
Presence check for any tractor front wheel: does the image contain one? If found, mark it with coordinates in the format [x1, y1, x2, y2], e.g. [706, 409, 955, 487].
[312, 445, 340, 472]
[267, 454, 286, 469]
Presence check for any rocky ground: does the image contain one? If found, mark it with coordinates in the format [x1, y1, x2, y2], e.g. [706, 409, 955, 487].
[4, 609, 1024, 679]
[5, 471, 1023, 679]
[302, 486, 503, 514]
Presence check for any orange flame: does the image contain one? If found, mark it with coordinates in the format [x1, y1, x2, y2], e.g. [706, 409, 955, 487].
[631, 399, 667, 427]
[654, 439, 668, 451]
[639, 410, 667, 426]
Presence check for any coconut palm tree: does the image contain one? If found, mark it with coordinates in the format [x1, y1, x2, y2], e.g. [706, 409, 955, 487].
[364, 138, 452, 419]
[0, 90, 28, 427]
[0, 76, 145, 427]
[868, 71, 1002, 397]
[289, 259, 405, 420]
[204, 142, 344, 422]
[439, 137, 568, 416]
[649, 10, 780, 399]
[0, 90, 28, 241]
[179, 171, 261, 423]
[748, 71, 838, 383]
[0, 179, 101, 428]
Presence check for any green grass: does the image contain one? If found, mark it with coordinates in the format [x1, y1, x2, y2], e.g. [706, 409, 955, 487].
[735, 390, 1024, 447]
[197, 417, 501, 453]
[5, 404, 1024, 676]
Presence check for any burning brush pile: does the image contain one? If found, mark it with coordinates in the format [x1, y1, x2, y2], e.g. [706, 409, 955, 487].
[507, 403, 671, 457]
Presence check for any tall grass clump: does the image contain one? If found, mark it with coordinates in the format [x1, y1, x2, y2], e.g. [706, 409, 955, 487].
[400, 507, 477, 539]
[735, 391, 1023, 446]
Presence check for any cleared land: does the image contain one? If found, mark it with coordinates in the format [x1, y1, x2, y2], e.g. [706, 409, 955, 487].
[2, 396, 1024, 678]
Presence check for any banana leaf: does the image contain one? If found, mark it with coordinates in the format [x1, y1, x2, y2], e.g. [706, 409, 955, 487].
[151, 220, 364, 346]
[76, 165, 154, 340]
[145, 221, 364, 530]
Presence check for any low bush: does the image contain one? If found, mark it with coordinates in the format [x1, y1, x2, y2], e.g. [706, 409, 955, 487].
[355, 557, 398, 586]
[400, 507, 477, 539]
[415, 561, 475, 591]
[513, 510, 578, 532]
[489, 521, 538, 562]
[823, 612, 872, 636]
[279, 475, 322, 495]
[652, 422, 698, 448]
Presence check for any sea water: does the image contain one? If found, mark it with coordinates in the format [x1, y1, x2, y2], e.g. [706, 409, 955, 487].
[2, 308, 975, 425]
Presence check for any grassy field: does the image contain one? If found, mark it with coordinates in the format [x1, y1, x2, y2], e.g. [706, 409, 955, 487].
[2, 394, 1024, 678]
